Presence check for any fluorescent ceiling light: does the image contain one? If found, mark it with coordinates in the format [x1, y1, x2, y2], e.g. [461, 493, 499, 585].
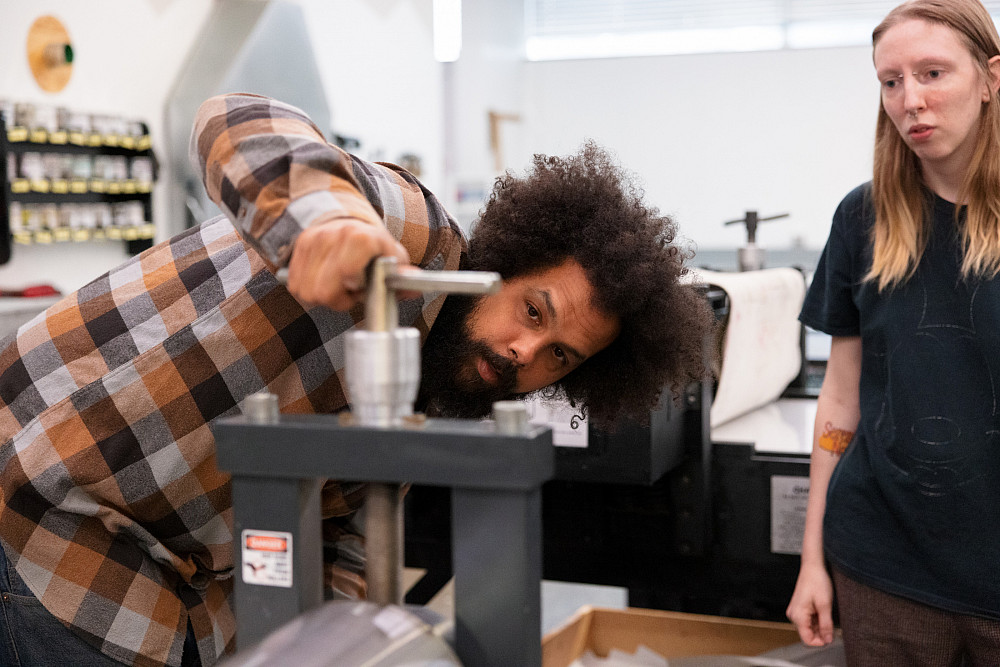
[434, 0, 462, 62]
[526, 26, 785, 61]
[785, 20, 873, 49]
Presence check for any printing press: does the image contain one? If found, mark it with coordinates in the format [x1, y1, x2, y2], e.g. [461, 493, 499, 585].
[211, 261, 827, 665]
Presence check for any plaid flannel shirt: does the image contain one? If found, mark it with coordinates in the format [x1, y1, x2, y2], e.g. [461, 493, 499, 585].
[0, 93, 467, 666]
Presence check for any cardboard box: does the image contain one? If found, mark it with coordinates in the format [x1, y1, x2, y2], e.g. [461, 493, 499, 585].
[542, 606, 803, 667]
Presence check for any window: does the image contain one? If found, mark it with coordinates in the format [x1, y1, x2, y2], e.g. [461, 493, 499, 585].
[525, 0, 1000, 60]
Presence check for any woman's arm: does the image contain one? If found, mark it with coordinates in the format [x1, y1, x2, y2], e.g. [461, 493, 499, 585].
[786, 335, 861, 645]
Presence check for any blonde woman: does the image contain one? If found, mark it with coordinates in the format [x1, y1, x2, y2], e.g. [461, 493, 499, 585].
[787, 0, 1000, 663]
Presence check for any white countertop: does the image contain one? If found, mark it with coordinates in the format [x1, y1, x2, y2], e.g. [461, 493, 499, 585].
[711, 397, 817, 455]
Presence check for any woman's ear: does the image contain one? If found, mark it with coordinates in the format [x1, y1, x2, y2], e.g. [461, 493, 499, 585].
[987, 55, 1000, 101]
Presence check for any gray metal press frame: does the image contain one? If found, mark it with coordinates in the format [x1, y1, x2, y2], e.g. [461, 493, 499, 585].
[213, 413, 554, 666]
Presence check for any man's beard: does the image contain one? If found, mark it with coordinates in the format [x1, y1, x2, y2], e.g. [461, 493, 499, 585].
[416, 294, 527, 419]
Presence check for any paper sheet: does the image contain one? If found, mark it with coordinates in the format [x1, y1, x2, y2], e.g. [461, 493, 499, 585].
[693, 268, 805, 428]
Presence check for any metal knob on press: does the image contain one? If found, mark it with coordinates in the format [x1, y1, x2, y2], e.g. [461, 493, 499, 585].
[344, 257, 500, 427]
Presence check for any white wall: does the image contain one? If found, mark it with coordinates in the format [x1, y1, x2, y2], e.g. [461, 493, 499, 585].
[443, 0, 527, 227]
[0, 0, 213, 293]
[442, 2, 883, 253]
[0, 0, 884, 295]
[301, 0, 443, 192]
[517, 47, 881, 250]
[0, 0, 442, 295]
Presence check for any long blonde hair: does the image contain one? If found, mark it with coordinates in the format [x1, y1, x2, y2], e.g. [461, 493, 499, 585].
[868, 0, 1000, 290]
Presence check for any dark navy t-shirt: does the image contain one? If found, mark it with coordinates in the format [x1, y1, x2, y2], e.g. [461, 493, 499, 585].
[801, 182, 1000, 620]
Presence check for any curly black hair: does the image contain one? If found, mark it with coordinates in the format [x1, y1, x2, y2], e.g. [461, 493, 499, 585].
[466, 142, 717, 427]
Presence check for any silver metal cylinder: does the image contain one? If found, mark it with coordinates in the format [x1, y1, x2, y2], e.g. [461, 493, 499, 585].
[244, 391, 280, 424]
[364, 483, 404, 606]
[388, 269, 501, 296]
[738, 244, 766, 272]
[493, 400, 529, 435]
[344, 328, 421, 428]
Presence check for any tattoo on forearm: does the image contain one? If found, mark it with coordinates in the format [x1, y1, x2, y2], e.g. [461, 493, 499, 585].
[818, 422, 853, 456]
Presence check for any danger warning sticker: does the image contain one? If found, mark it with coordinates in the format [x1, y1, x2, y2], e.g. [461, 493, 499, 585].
[241, 529, 293, 588]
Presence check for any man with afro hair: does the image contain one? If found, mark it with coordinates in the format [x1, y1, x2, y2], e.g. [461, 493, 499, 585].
[419, 142, 713, 425]
[0, 93, 714, 667]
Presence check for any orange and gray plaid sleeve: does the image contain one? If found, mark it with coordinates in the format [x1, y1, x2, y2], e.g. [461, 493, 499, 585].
[189, 93, 466, 274]
[189, 93, 386, 267]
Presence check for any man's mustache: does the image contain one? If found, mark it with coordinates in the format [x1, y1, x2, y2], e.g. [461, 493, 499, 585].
[477, 343, 518, 389]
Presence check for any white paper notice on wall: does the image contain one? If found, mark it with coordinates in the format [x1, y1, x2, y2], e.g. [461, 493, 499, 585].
[525, 395, 589, 448]
[693, 268, 806, 428]
[242, 529, 293, 587]
[770, 475, 809, 555]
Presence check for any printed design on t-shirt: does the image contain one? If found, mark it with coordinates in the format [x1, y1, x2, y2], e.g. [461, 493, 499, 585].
[879, 278, 995, 496]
